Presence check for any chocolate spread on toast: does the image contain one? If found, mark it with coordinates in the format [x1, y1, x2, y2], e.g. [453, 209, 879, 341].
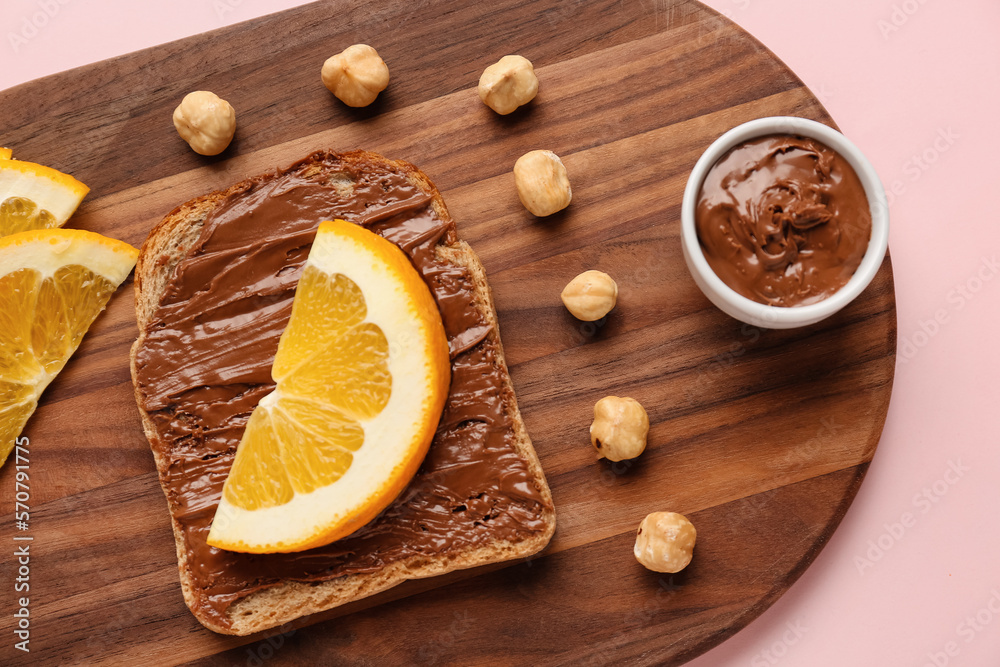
[133, 152, 551, 628]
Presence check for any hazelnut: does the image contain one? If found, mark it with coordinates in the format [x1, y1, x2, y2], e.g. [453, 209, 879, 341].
[172, 91, 236, 156]
[634, 512, 697, 573]
[322, 44, 390, 107]
[478, 55, 539, 115]
[590, 396, 649, 461]
[513, 150, 571, 217]
[561, 270, 618, 321]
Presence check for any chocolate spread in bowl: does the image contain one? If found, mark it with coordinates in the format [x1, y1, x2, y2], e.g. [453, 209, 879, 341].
[132, 151, 551, 628]
[695, 135, 872, 307]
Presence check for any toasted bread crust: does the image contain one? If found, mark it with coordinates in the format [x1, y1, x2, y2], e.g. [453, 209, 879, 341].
[130, 150, 555, 635]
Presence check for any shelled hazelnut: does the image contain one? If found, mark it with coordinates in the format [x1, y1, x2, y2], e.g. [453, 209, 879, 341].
[590, 396, 649, 462]
[561, 270, 618, 321]
[634, 512, 697, 574]
[513, 149, 571, 217]
[478, 55, 538, 115]
[322, 44, 390, 107]
[172, 91, 236, 156]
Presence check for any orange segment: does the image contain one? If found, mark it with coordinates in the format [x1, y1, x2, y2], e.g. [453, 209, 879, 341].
[207, 219, 451, 553]
[0, 229, 138, 466]
[270, 270, 367, 378]
[224, 409, 295, 509]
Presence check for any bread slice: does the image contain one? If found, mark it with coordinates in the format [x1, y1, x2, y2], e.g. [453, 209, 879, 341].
[130, 151, 555, 635]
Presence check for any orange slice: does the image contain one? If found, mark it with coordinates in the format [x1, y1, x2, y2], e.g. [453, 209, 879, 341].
[0, 159, 89, 237]
[0, 229, 139, 466]
[207, 219, 451, 553]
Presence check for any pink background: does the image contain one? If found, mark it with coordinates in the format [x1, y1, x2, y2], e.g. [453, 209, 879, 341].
[3, 1, 998, 665]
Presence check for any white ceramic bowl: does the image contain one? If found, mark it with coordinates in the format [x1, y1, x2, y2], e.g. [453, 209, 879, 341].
[680, 116, 889, 329]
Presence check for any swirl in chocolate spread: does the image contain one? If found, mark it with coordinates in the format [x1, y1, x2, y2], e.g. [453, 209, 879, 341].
[695, 135, 872, 307]
[133, 152, 551, 628]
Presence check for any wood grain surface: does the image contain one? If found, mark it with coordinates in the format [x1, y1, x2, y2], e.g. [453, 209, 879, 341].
[0, 0, 896, 664]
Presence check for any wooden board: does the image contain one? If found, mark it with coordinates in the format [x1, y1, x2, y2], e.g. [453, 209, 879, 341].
[0, 0, 896, 664]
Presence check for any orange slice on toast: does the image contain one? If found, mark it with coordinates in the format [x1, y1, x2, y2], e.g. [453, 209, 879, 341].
[207, 219, 451, 553]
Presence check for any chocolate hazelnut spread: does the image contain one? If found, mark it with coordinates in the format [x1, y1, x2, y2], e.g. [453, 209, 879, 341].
[695, 134, 872, 307]
[133, 151, 551, 628]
